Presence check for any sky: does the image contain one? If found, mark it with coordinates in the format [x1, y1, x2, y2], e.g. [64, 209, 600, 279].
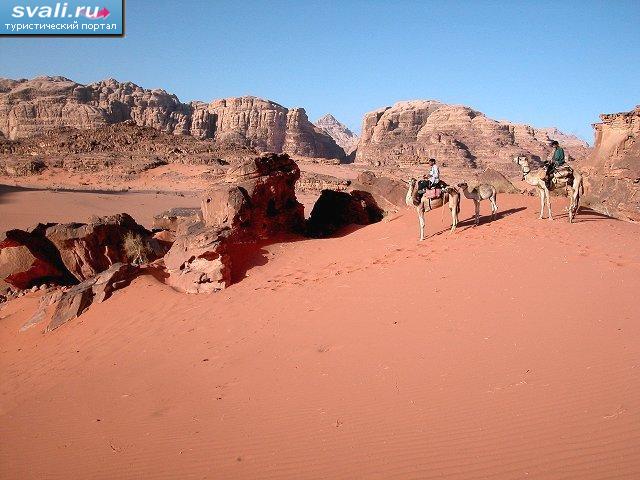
[1, 0, 639, 143]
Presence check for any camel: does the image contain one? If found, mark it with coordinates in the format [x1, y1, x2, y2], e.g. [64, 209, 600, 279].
[405, 179, 460, 241]
[513, 155, 584, 222]
[457, 182, 498, 226]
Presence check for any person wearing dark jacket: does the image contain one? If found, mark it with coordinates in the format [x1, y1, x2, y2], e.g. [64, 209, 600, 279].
[545, 140, 565, 187]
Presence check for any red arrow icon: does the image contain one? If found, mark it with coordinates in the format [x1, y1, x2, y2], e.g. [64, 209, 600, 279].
[95, 7, 110, 19]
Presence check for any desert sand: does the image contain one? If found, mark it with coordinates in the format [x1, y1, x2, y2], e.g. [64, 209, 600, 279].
[2, 193, 639, 479]
[0, 184, 200, 236]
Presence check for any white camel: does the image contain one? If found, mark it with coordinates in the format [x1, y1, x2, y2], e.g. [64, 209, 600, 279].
[405, 179, 461, 241]
[513, 155, 584, 223]
[457, 182, 498, 226]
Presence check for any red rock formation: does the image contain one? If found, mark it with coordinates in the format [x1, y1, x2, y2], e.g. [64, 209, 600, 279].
[0, 77, 344, 160]
[579, 106, 640, 222]
[33, 213, 156, 281]
[349, 171, 408, 210]
[355, 100, 590, 174]
[0, 229, 73, 293]
[164, 153, 304, 294]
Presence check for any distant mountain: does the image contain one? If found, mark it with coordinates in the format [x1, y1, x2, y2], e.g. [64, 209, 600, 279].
[0, 76, 344, 160]
[537, 127, 590, 148]
[314, 114, 359, 154]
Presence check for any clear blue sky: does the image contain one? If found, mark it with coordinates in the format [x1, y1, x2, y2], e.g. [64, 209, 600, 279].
[2, 0, 639, 143]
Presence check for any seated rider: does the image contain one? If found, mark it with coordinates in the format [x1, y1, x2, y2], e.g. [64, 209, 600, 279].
[545, 140, 565, 187]
[427, 158, 440, 189]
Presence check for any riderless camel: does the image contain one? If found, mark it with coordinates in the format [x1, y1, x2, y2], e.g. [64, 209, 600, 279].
[405, 179, 460, 241]
[457, 182, 498, 226]
[513, 155, 584, 223]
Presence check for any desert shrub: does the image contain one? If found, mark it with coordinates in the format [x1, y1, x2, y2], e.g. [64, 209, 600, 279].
[123, 232, 151, 265]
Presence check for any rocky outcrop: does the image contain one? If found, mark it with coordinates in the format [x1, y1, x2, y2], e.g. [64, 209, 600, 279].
[46, 263, 138, 332]
[315, 114, 359, 154]
[1, 213, 158, 292]
[165, 153, 304, 293]
[0, 229, 74, 293]
[34, 213, 156, 281]
[0, 76, 344, 160]
[578, 106, 640, 222]
[305, 190, 383, 238]
[355, 100, 590, 174]
[349, 171, 408, 210]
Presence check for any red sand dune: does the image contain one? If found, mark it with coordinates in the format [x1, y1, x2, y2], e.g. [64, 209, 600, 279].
[1, 194, 640, 479]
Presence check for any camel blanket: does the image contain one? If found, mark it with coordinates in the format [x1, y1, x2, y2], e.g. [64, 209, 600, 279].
[424, 188, 442, 199]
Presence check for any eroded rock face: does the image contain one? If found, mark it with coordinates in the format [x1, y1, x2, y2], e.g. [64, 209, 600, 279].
[314, 114, 359, 154]
[34, 213, 154, 281]
[579, 106, 640, 222]
[350, 171, 408, 210]
[355, 100, 590, 174]
[0, 76, 344, 160]
[165, 153, 305, 293]
[0, 229, 73, 293]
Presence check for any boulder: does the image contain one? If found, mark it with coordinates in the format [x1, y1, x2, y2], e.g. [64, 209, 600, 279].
[305, 189, 383, 238]
[578, 106, 640, 222]
[164, 153, 305, 293]
[203, 153, 305, 236]
[46, 263, 138, 332]
[350, 171, 408, 210]
[36, 213, 153, 281]
[164, 224, 231, 294]
[0, 229, 74, 293]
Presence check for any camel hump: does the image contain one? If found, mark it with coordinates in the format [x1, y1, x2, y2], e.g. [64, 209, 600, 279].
[473, 183, 496, 197]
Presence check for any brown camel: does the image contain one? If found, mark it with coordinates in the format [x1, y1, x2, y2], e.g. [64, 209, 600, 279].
[513, 155, 584, 222]
[405, 179, 460, 241]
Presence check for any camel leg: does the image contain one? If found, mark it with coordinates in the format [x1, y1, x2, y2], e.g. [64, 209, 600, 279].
[573, 181, 582, 219]
[567, 186, 575, 223]
[545, 187, 553, 220]
[474, 200, 480, 225]
[538, 188, 545, 219]
[418, 209, 425, 241]
[450, 206, 457, 232]
[490, 195, 498, 220]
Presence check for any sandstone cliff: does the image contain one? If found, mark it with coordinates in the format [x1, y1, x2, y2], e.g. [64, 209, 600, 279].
[314, 114, 359, 154]
[355, 100, 590, 174]
[578, 106, 640, 222]
[0, 76, 344, 160]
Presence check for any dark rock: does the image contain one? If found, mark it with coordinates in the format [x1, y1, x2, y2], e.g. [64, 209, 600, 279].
[305, 189, 384, 238]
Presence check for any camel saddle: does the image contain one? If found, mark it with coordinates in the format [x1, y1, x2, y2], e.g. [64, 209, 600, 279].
[550, 165, 574, 187]
[416, 179, 447, 201]
[424, 188, 442, 199]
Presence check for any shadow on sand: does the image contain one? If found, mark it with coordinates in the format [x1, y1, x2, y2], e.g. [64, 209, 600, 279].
[559, 207, 616, 223]
[427, 206, 528, 237]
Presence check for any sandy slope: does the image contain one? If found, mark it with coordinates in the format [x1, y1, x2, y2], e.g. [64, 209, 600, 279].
[1, 194, 639, 479]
